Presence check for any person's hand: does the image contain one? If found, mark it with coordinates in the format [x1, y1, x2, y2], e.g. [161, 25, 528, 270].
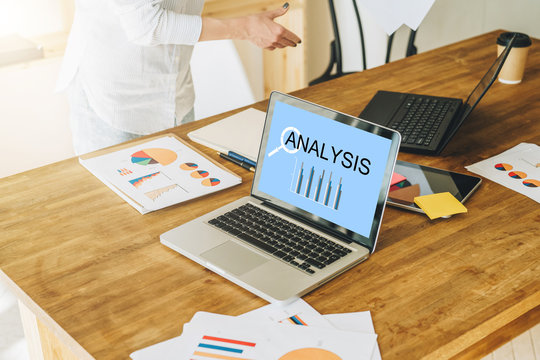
[240, 3, 302, 50]
[200, 3, 301, 51]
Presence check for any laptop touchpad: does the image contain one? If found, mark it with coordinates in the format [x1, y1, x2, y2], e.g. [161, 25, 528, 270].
[201, 241, 269, 276]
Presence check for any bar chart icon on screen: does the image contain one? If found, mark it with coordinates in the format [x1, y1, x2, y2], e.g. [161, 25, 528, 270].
[290, 160, 343, 210]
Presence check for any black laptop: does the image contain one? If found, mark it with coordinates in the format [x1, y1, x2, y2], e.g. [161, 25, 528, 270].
[359, 33, 517, 155]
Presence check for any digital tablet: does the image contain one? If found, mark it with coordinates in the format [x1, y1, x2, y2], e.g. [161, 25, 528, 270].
[387, 160, 482, 213]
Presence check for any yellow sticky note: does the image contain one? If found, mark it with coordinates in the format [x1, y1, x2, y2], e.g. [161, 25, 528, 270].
[414, 192, 468, 220]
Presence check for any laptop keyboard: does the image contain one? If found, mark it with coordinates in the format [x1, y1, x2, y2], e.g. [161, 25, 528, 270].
[389, 96, 453, 146]
[208, 203, 352, 274]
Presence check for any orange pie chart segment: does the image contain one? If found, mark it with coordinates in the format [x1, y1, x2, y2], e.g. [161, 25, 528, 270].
[279, 348, 342, 360]
[141, 148, 177, 166]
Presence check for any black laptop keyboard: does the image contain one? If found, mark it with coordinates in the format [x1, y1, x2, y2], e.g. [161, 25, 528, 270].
[208, 203, 352, 274]
[389, 96, 453, 146]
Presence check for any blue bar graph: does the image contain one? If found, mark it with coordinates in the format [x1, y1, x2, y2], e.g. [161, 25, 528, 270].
[323, 172, 332, 206]
[291, 162, 343, 210]
[314, 170, 325, 202]
[295, 162, 304, 194]
[304, 166, 314, 198]
[334, 178, 342, 210]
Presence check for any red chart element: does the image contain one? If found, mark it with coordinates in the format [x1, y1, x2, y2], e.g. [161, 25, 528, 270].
[494, 163, 513, 171]
[523, 179, 540, 187]
[508, 171, 527, 179]
[202, 178, 220, 187]
[180, 162, 198, 170]
[131, 148, 177, 166]
[191, 170, 209, 178]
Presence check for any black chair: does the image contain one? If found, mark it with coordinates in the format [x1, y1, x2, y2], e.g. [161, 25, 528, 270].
[310, 0, 418, 86]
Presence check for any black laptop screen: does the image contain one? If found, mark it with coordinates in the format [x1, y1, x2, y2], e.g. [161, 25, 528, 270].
[252, 92, 401, 251]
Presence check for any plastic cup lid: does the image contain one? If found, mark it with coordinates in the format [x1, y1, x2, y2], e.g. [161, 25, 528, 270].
[497, 32, 532, 48]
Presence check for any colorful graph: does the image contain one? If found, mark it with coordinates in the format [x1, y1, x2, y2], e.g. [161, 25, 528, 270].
[282, 315, 308, 326]
[279, 348, 342, 360]
[494, 163, 513, 171]
[145, 184, 178, 200]
[129, 172, 160, 188]
[291, 161, 342, 210]
[523, 179, 540, 187]
[202, 178, 221, 187]
[508, 171, 527, 179]
[191, 170, 210, 178]
[117, 168, 133, 176]
[390, 179, 411, 192]
[180, 162, 198, 170]
[131, 148, 177, 166]
[193, 335, 256, 359]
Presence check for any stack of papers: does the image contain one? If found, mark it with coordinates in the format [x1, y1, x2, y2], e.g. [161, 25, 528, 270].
[466, 143, 540, 203]
[188, 108, 266, 163]
[130, 299, 381, 360]
[79, 134, 242, 214]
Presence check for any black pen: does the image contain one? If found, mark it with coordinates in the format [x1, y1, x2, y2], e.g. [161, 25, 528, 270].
[218, 152, 255, 172]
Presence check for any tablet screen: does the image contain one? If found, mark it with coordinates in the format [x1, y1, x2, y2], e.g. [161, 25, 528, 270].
[387, 161, 482, 213]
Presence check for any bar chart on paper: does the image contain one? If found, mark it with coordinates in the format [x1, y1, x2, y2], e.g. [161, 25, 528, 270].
[290, 161, 343, 210]
[192, 335, 257, 359]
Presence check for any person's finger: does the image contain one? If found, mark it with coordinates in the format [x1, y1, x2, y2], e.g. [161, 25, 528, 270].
[266, 3, 289, 20]
[276, 36, 297, 48]
[280, 27, 301, 45]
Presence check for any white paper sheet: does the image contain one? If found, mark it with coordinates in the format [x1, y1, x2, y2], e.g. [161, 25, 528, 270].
[324, 312, 382, 360]
[241, 299, 381, 360]
[130, 299, 382, 360]
[181, 311, 377, 360]
[239, 298, 332, 328]
[466, 143, 540, 203]
[188, 108, 266, 162]
[80, 135, 242, 213]
[356, 0, 435, 34]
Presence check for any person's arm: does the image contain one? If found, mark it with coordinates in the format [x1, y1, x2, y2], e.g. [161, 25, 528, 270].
[111, 0, 202, 46]
[111, 0, 300, 50]
[199, 3, 301, 50]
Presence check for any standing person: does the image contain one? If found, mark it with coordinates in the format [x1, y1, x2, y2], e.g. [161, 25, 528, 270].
[57, 1, 301, 155]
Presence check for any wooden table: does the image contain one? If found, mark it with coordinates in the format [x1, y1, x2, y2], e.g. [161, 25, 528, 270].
[1, 30, 538, 360]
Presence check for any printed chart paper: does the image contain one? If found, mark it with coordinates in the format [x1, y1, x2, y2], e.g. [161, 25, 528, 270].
[182, 312, 377, 360]
[466, 143, 540, 203]
[130, 299, 381, 360]
[80, 135, 241, 213]
[239, 298, 333, 328]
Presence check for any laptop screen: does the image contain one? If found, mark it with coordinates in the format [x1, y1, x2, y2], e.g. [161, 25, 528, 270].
[252, 92, 401, 252]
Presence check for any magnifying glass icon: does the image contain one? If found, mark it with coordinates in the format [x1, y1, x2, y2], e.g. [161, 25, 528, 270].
[268, 127, 301, 157]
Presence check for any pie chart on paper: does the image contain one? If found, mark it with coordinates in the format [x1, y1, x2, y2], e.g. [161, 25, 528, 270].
[191, 170, 209, 178]
[180, 162, 198, 170]
[131, 148, 177, 166]
[494, 163, 513, 171]
[202, 178, 221, 187]
[508, 171, 527, 179]
[279, 348, 342, 360]
[523, 179, 540, 187]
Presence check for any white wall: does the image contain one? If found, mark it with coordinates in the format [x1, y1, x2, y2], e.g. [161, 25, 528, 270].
[0, 58, 73, 178]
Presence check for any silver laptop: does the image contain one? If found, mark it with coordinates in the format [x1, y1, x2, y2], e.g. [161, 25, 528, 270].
[161, 92, 401, 302]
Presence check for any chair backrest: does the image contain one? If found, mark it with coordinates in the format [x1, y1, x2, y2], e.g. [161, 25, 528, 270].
[333, 0, 403, 72]
[310, 0, 419, 86]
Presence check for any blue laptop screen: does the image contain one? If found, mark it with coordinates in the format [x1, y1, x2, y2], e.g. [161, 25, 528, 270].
[256, 100, 393, 239]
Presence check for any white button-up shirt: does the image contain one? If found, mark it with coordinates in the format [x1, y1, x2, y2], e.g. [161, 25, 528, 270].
[57, 0, 204, 135]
